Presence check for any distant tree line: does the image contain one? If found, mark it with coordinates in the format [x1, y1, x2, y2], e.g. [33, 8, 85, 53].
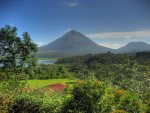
[136, 51, 150, 58]
[56, 52, 150, 65]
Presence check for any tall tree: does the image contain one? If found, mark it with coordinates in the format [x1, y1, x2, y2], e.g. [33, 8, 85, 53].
[0, 25, 37, 74]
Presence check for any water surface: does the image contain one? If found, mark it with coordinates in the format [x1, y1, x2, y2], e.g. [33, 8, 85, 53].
[38, 60, 55, 65]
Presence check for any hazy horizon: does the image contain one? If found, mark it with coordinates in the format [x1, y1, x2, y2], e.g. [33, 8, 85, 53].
[1, 0, 150, 49]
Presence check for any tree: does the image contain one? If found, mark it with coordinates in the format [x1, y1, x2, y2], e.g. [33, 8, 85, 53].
[0, 25, 37, 75]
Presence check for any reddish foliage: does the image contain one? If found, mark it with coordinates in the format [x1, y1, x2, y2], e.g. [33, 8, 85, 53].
[47, 83, 66, 92]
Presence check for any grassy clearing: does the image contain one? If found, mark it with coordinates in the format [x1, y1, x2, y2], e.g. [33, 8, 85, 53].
[25, 79, 75, 89]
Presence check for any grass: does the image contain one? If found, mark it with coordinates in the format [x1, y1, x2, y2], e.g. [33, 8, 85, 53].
[26, 79, 75, 89]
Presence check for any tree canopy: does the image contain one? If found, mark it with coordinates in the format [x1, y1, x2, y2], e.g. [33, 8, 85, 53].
[0, 25, 37, 74]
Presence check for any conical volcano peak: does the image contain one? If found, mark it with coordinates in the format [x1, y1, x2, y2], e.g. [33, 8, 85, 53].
[39, 30, 111, 55]
[66, 29, 80, 36]
[62, 29, 85, 39]
[68, 29, 77, 33]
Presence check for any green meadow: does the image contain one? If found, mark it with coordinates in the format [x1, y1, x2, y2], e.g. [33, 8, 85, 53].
[25, 79, 75, 89]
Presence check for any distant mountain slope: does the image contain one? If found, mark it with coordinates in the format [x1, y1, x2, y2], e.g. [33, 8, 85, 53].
[38, 30, 150, 58]
[117, 42, 150, 53]
[38, 30, 112, 57]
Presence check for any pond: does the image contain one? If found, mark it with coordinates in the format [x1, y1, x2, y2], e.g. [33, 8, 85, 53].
[38, 60, 56, 65]
[0, 60, 56, 66]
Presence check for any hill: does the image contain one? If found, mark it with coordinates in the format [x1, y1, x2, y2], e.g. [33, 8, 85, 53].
[117, 42, 150, 53]
[38, 30, 112, 57]
[38, 30, 150, 57]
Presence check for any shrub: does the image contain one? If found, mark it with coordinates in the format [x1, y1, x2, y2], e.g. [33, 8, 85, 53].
[9, 94, 42, 113]
[62, 80, 146, 113]
[8, 93, 69, 113]
[113, 90, 146, 113]
[62, 80, 109, 113]
[0, 75, 27, 113]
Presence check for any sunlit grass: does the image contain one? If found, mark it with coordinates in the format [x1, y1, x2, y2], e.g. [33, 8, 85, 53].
[26, 79, 75, 89]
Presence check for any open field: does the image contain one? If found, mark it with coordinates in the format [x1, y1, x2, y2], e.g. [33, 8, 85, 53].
[25, 79, 75, 89]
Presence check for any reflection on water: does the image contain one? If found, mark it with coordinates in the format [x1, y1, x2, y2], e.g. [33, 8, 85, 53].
[0, 64, 3, 67]
[38, 60, 55, 65]
[0, 60, 55, 67]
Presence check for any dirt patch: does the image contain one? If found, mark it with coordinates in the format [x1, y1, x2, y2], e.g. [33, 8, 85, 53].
[42, 83, 66, 92]
[46, 83, 66, 92]
[22, 83, 66, 93]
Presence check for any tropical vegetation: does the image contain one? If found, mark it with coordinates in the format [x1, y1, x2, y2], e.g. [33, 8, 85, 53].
[0, 26, 150, 113]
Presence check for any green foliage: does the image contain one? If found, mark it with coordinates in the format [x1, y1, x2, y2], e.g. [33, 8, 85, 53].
[4, 79, 148, 113]
[56, 54, 92, 64]
[63, 80, 146, 113]
[113, 91, 145, 112]
[1, 30, 150, 113]
[136, 51, 150, 65]
[0, 25, 37, 75]
[24, 64, 74, 79]
[0, 74, 27, 112]
[9, 93, 68, 113]
[9, 94, 42, 113]
[56, 52, 150, 66]
[56, 53, 131, 65]
[59, 53, 150, 111]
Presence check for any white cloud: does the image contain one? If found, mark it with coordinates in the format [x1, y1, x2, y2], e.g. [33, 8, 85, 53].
[98, 43, 125, 49]
[66, 0, 79, 7]
[87, 30, 150, 39]
[36, 42, 45, 47]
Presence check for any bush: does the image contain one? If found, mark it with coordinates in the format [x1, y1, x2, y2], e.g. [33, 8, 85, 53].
[9, 94, 42, 113]
[63, 80, 109, 113]
[112, 90, 146, 113]
[0, 75, 27, 113]
[8, 93, 69, 113]
[63, 80, 146, 113]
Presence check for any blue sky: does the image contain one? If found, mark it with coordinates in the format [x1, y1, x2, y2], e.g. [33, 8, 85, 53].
[0, 0, 150, 48]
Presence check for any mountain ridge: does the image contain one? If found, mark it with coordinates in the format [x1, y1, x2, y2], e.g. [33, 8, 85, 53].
[38, 30, 150, 57]
[117, 41, 150, 53]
